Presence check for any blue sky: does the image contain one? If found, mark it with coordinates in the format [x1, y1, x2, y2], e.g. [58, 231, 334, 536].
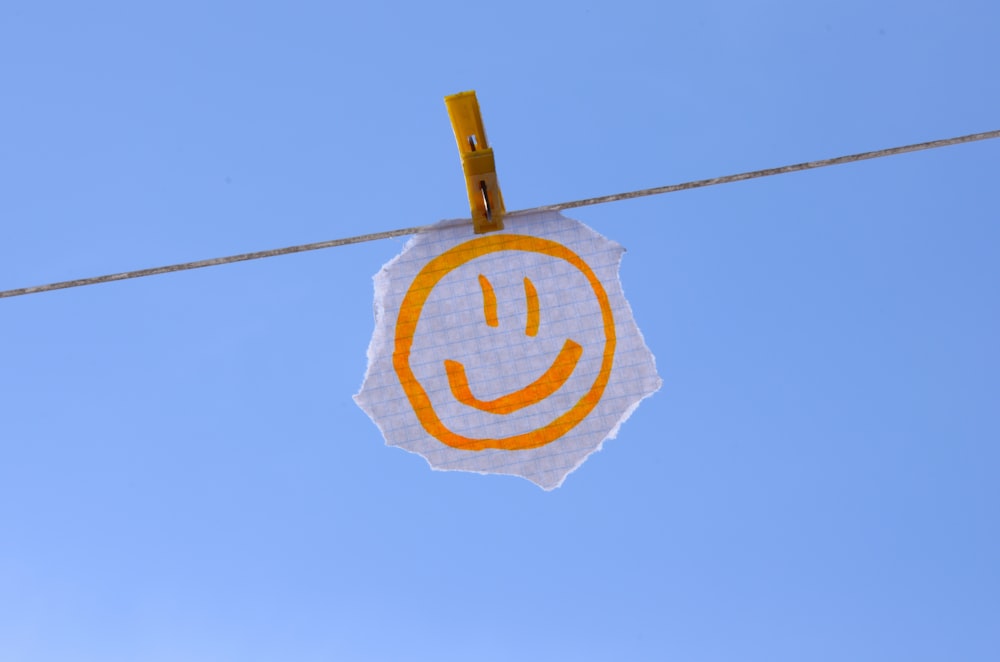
[2, 2, 998, 660]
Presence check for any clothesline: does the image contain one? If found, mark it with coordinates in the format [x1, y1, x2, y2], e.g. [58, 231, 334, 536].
[2, 128, 997, 300]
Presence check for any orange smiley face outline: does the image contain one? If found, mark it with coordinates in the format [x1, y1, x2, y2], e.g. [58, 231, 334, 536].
[393, 233, 616, 451]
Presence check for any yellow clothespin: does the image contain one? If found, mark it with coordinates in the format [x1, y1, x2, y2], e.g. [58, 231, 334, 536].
[445, 90, 505, 233]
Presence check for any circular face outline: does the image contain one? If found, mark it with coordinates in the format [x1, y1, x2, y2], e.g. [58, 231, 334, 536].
[393, 233, 616, 451]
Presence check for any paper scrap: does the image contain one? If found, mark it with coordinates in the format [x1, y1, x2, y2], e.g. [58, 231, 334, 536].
[355, 211, 661, 489]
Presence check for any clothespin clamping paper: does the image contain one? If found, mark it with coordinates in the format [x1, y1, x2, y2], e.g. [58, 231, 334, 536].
[445, 91, 506, 233]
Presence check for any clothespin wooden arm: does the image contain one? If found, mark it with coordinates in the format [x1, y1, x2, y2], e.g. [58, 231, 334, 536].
[445, 91, 506, 234]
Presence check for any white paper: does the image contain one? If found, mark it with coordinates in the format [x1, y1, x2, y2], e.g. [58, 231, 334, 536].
[355, 211, 661, 489]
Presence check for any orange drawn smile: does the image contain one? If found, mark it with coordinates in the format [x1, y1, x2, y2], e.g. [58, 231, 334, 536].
[445, 339, 584, 415]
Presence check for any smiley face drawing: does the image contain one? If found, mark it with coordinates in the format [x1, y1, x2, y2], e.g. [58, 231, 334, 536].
[355, 212, 661, 489]
[393, 233, 615, 451]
